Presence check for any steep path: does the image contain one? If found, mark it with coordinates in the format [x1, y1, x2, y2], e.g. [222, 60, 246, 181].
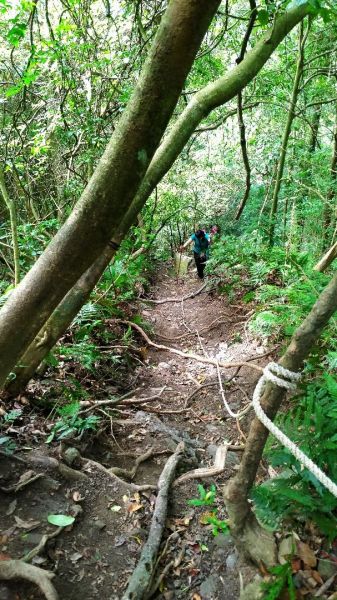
[0, 267, 270, 600]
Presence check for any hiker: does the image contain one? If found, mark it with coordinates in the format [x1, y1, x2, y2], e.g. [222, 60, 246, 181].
[209, 224, 219, 241]
[180, 229, 210, 279]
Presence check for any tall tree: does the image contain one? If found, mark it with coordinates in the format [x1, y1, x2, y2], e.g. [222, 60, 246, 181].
[1, 1, 313, 392]
[0, 0, 222, 388]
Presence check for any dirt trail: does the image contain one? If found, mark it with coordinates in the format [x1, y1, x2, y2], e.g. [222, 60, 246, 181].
[0, 267, 269, 600]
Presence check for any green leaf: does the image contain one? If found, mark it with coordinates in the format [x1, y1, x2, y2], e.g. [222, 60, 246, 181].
[257, 9, 269, 25]
[47, 514, 75, 527]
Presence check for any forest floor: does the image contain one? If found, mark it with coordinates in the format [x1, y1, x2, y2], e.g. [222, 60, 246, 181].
[0, 265, 274, 600]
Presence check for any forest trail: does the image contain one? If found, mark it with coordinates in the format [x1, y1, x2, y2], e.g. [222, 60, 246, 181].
[0, 266, 270, 600]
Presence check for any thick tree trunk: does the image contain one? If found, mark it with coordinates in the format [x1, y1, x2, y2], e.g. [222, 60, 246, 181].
[224, 270, 337, 560]
[1, 1, 311, 391]
[0, 0, 221, 388]
[268, 21, 307, 246]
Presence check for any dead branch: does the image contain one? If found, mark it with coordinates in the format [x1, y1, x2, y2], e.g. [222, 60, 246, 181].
[173, 444, 228, 486]
[146, 282, 207, 304]
[121, 320, 263, 372]
[0, 560, 58, 600]
[122, 443, 185, 600]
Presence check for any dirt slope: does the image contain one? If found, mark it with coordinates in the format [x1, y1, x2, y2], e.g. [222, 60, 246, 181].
[0, 268, 269, 600]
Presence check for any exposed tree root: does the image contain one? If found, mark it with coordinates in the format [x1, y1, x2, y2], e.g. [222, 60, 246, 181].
[82, 457, 156, 491]
[22, 527, 63, 563]
[173, 444, 228, 486]
[122, 442, 185, 600]
[110, 447, 164, 480]
[154, 317, 230, 341]
[79, 387, 166, 414]
[121, 320, 263, 372]
[146, 283, 207, 304]
[0, 472, 44, 493]
[0, 560, 58, 600]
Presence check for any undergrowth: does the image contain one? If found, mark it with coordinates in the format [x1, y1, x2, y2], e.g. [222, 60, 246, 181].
[209, 233, 337, 539]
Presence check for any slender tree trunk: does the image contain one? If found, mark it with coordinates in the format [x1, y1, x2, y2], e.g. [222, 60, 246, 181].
[224, 269, 337, 561]
[309, 103, 321, 153]
[0, 169, 20, 286]
[268, 21, 307, 246]
[0, 1, 311, 390]
[234, 0, 257, 220]
[0, 0, 221, 388]
[323, 102, 337, 244]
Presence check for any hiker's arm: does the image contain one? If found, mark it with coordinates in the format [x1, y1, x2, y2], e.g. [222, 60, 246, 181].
[179, 238, 193, 251]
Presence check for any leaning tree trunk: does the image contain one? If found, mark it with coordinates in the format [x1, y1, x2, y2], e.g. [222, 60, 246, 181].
[1, 1, 311, 390]
[314, 240, 337, 273]
[0, 0, 222, 389]
[224, 270, 337, 563]
[268, 21, 307, 246]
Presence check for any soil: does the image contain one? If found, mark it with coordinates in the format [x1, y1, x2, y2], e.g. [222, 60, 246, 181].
[0, 266, 270, 600]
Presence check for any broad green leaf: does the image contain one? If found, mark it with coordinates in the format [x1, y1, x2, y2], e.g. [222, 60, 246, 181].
[47, 514, 75, 527]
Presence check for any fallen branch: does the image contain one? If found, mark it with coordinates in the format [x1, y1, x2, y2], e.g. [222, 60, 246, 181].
[121, 321, 263, 372]
[146, 283, 207, 304]
[122, 442, 185, 600]
[173, 444, 228, 486]
[0, 560, 58, 600]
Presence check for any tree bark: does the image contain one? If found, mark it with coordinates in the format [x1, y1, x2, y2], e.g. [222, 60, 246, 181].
[268, 21, 307, 246]
[224, 270, 337, 558]
[0, 0, 221, 388]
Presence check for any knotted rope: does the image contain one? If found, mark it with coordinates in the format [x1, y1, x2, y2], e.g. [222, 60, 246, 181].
[219, 360, 337, 498]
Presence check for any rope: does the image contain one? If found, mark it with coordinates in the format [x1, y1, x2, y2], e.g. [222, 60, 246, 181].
[217, 360, 337, 498]
[252, 362, 337, 498]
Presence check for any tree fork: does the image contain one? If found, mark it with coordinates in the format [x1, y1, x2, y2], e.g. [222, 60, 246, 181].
[2, 1, 311, 390]
[224, 270, 337, 560]
[0, 0, 221, 388]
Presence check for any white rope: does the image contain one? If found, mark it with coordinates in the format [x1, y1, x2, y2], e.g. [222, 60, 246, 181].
[217, 360, 337, 498]
[252, 362, 337, 499]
